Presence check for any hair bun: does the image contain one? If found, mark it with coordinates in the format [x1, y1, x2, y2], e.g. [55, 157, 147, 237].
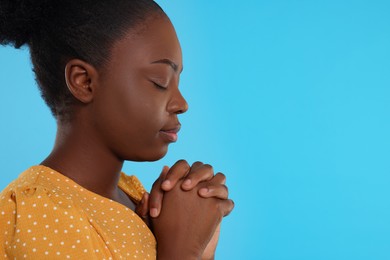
[0, 0, 51, 48]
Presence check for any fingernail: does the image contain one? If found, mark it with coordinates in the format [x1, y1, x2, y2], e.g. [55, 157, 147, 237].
[161, 180, 171, 189]
[183, 179, 192, 187]
[150, 208, 158, 218]
[199, 188, 209, 195]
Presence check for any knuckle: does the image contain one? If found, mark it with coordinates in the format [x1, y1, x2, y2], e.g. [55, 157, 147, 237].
[229, 200, 235, 211]
[177, 159, 190, 167]
[192, 161, 203, 166]
[149, 185, 161, 198]
[215, 204, 225, 218]
[215, 199, 223, 210]
[216, 199, 235, 217]
[165, 172, 175, 180]
[203, 164, 214, 173]
[166, 160, 191, 180]
[222, 184, 229, 193]
[216, 172, 226, 180]
[151, 179, 160, 188]
[176, 160, 190, 174]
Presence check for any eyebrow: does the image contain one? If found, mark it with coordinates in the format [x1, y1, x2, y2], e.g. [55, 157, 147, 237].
[151, 59, 183, 73]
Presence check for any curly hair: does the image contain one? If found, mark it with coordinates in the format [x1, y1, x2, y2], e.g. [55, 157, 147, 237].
[0, 0, 164, 118]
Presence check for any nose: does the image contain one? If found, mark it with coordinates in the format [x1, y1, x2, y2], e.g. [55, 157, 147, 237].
[167, 88, 188, 114]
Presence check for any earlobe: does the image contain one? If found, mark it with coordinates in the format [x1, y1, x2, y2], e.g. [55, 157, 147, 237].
[65, 59, 98, 103]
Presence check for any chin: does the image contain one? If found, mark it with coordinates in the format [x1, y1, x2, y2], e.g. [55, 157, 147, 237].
[127, 146, 169, 162]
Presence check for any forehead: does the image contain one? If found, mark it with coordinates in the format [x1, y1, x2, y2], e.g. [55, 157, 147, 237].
[107, 16, 182, 71]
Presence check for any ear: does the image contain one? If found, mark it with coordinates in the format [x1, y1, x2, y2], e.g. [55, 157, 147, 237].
[65, 59, 98, 103]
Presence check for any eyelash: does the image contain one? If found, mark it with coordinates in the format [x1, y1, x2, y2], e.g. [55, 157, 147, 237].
[153, 82, 167, 90]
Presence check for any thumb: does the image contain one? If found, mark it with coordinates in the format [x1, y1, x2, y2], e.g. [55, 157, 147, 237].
[135, 192, 149, 222]
[149, 165, 170, 218]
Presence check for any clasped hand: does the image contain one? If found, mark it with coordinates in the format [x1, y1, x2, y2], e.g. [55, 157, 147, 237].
[135, 160, 234, 260]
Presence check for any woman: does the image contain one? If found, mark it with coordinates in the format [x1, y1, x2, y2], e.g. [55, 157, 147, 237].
[0, 0, 234, 259]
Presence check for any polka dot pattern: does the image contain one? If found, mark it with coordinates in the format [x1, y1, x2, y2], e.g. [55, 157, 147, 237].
[0, 165, 156, 259]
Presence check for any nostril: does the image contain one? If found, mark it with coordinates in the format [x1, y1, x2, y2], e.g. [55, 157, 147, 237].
[168, 95, 188, 114]
[178, 101, 188, 114]
[176, 108, 185, 114]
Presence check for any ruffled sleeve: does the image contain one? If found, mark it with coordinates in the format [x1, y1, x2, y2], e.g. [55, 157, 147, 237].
[0, 183, 104, 259]
[118, 173, 147, 203]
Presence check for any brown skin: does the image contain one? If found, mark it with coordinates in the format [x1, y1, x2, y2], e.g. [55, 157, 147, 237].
[144, 162, 232, 260]
[135, 161, 232, 260]
[152, 176, 234, 260]
[42, 15, 233, 259]
[42, 14, 186, 205]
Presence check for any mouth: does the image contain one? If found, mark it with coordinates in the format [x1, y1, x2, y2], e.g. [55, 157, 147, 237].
[160, 124, 181, 143]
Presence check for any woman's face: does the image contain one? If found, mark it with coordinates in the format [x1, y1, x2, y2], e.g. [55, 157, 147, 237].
[91, 15, 188, 161]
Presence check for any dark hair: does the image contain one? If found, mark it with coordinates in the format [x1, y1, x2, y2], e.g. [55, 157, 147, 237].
[0, 0, 164, 118]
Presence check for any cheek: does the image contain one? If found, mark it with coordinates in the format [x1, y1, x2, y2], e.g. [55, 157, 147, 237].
[103, 87, 163, 133]
[92, 80, 169, 159]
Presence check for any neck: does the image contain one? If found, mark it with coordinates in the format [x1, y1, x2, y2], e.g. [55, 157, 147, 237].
[41, 118, 125, 201]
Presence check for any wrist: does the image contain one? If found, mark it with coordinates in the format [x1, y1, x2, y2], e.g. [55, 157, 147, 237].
[157, 252, 200, 260]
[157, 245, 201, 260]
[158, 256, 199, 260]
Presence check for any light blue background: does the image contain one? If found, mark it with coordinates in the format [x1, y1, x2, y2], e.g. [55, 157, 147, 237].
[1, 0, 390, 259]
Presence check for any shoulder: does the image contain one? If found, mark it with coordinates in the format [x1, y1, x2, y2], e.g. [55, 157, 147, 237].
[0, 166, 56, 211]
[1, 166, 76, 209]
[0, 166, 85, 225]
[0, 166, 95, 257]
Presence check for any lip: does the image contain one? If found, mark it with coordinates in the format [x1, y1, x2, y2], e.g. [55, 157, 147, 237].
[160, 124, 181, 143]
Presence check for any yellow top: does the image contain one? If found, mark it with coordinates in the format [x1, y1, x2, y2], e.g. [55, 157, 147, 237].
[0, 165, 156, 259]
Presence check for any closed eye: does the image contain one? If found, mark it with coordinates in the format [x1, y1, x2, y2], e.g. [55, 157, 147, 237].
[152, 81, 168, 90]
